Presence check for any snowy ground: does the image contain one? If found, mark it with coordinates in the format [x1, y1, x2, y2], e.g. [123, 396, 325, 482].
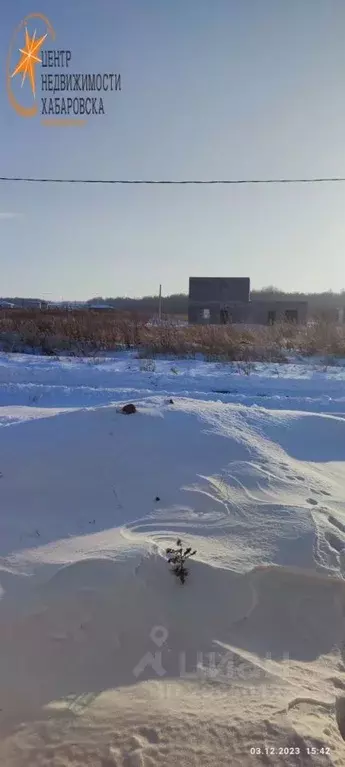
[1, 353, 345, 765]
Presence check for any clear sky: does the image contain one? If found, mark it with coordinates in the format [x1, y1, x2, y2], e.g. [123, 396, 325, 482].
[1, 0, 345, 300]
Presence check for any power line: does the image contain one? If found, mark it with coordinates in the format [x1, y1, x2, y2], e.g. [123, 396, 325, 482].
[1, 175, 345, 185]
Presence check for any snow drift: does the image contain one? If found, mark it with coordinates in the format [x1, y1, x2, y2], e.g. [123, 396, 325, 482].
[0, 357, 345, 764]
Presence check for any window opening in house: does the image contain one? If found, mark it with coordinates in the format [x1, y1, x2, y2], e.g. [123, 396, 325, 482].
[285, 309, 298, 323]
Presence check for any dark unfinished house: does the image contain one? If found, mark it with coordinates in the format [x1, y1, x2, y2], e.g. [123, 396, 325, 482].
[188, 277, 308, 326]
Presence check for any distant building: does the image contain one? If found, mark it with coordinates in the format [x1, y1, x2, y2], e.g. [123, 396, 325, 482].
[54, 302, 87, 310]
[0, 300, 15, 308]
[19, 299, 48, 310]
[188, 277, 308, 326]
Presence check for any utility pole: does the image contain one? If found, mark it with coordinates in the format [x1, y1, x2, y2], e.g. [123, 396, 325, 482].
[158, 284, 162, 323]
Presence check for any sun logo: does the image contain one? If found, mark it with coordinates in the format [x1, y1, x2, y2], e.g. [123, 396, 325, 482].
[6, 13, 55, 118]
[11, 27, 47, 99]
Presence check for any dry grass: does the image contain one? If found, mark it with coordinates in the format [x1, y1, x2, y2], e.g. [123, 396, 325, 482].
[0, 309, 345, 362]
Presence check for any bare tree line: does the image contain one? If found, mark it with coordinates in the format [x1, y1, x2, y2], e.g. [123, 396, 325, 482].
[2, 288, 345, 317]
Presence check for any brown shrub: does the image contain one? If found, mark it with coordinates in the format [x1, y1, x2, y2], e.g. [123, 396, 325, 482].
[0, 309, 345, 361]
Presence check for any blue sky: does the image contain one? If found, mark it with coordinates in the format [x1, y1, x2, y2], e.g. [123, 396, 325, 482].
[1, 0, 345, 300]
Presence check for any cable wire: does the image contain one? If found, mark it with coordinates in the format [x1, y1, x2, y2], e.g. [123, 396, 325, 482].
[1, 175, 345, 185]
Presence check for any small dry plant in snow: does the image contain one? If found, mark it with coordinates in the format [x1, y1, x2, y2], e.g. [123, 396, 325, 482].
[166, 539, 197, 584]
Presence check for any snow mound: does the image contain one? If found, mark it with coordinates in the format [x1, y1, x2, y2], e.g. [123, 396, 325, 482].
[0, 396, 345, 763]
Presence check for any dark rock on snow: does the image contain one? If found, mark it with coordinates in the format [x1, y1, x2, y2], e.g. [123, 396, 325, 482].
[121, 403, 137, 414]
